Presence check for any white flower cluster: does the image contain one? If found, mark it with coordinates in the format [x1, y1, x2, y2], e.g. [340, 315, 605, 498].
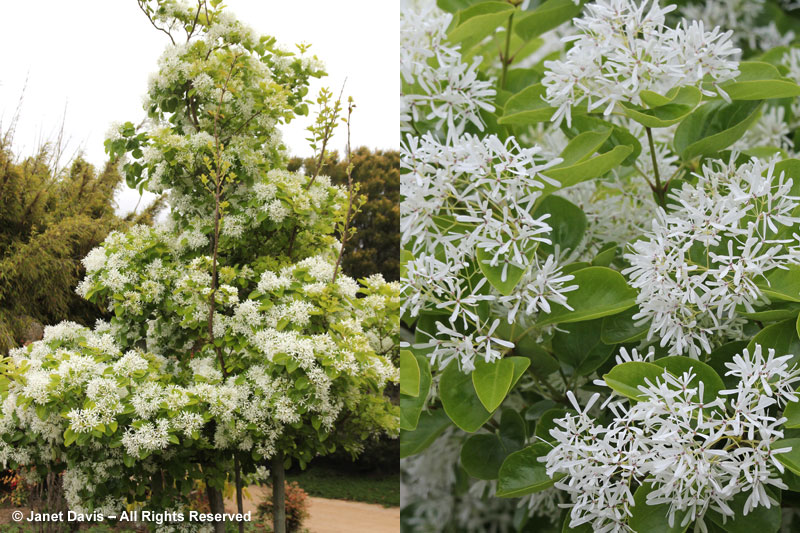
[402, 132, 579, 371]
[543, 0, 740, 126]
[400, 0, 586, 373]
[681, 0, 794, 52]
[545, 345, 800, 533]
[625, 156, 800, 356]
[400, 0, 496, 140]
[402, 133, 560, 257]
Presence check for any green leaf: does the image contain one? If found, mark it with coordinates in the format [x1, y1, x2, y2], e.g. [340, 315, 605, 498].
[537, 267, 638, 326]
[592, 243, 618, 267]
[512, 335, 559, 377]
[400, 349, 421, 397]
[757, 265, 800, 302]
[722, 61, 800, 100]
[629, 483, 689, 533]
[400, 352, 432, 431]
[400, 409, 451, 458]
[63, 428, 77, 447]
[514, 0, 582, 41]
[562, 520, 593, 533]
[561, 116, 641, 166]
[472, 358, 515, 412]
[509, 356, 531, 389]
[773, 158, 800, 196]
[601, 305, 650, 343]
[554, 130, 612, 167]
[499, 84, 556, 125]
[533, 195, 587, 255]
[621, 86, 702, 128]
[414, 311, 449, 344]
[448, 2, 514, 43]
[534, 408, 569, 442]
[460, 434, 508, 480]
[603, 361, 666, 401]
[541, 145, 633, 194]
[707, 487, 781, 533]
[783, 391, 800, 428]
[747, 317, 800, 368]
[674, 100, 762, 160]
[476, 244, 535, 296]
[707, 341, 748, 389]
[503, 68, 543, 94]
[551, 319, 614, 376]
[653, 356, 724, 404]
[772, 438, 800, 475]
[436, 0, 482, 13]
[440, 361, 493, 432]
[737, 301, 800, 322]
[499, 408, 527, 448]
[496, 442, 562, 497]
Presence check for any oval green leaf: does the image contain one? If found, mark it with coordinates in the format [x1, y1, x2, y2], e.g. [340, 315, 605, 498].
[541, 145, 633, 195]
[400, 349, 421, 397]
[757, 265, 800, 302]
[601, 305, 650, 343]
[603, 361, 665, 401]
[496, 442, 562, 497]
[629, 483, 689, 533]
[537, 267, 638, 326]
[400, 409, 452, 459]
[514, 0, 582, 41]
[400, 352, 432, 431]
[533, 195, 587, 255]
[747, 317, 800, 368]
[674, 100, 762, 160]
[653, 356, 724, 404]
[460, 434, 508, 480]
[472, 358, 515, 412]
[440, 361, 493, 432]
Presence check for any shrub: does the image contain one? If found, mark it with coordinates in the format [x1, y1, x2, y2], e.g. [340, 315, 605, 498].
[257, 482, 310, 533]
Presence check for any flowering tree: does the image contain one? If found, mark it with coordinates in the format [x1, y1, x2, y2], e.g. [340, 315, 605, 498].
[0, 1, 399, 532]
[400, 0, 800, 531]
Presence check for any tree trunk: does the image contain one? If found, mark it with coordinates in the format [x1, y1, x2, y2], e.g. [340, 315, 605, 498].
[206, 483, 226, 533]
[272, 451, 286, 533]
[234, 454, 244, 533]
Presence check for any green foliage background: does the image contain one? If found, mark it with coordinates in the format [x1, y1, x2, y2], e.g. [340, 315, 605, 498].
[0, 139, 163, 353]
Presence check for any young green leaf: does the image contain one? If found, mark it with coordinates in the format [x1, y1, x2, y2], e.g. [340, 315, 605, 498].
[400, 349, 421, 397]
[400, 352, 433, 431]
[472, 358, 515, 412]
[440, 361, 493, 432]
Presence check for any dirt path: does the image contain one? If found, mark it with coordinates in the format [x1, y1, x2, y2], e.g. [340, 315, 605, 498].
[226, 485, 400, 533]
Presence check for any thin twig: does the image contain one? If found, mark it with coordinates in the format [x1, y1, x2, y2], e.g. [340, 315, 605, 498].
[332, 99, 355, 283]
[137, 0, 176, 45]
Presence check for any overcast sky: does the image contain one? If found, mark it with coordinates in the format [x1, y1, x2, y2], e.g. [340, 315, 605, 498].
[0, 0, 399, 215]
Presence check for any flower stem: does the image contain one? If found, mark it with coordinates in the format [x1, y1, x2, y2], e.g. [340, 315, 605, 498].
[500, 12, 515, 90]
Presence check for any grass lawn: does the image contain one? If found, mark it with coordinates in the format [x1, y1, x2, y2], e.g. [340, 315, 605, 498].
[287, 465, 400, 507]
